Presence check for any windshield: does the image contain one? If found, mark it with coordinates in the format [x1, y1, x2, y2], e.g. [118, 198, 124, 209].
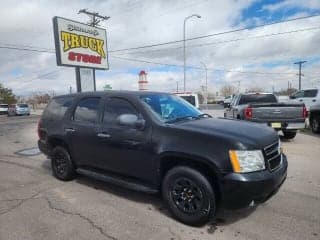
[140, 94, 202, 123]
[239, 94, 277, 105]
[17, 104, 28, 108]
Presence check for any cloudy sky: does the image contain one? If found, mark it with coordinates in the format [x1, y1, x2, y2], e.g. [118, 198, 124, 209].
[0, 0, 320, 96]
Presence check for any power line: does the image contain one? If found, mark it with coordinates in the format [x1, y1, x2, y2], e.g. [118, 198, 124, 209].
[114, 26, 320, 55]
[109, 13, 320, 53]
[111, 55, 297, 75]
[0, 45, 54, 53]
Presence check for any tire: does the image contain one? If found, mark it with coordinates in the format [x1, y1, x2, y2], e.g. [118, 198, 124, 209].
[51, 146, 76, 181]
[162, 166, 216, 226]
[282, 130, 297, 139]
[311, 115, 320, 133]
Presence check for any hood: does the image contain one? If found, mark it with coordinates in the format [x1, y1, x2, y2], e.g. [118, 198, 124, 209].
[174, 118, 278, 149]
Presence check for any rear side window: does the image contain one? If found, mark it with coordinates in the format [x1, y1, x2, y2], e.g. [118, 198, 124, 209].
[304, 89, 318, 98]
[103, 98, 138, 125]
[74, 97, 100, 123]
[43, 97, 74, 120]
[239, 94, 277, 105]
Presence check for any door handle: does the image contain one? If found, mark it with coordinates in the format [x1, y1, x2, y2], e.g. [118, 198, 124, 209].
[97, 133, 111, 138]
[123, 139, 140, 146]
[65, 128, 75, 133]
[299, 99, 303, 102]
[312, 99, 316, 102]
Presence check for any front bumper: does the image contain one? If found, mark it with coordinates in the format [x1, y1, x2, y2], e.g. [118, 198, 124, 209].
[16, 110, 30, 115]
[220, 154, 288, 209]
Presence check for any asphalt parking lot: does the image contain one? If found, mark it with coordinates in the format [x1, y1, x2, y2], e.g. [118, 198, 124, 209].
[0, 112, 319, 240]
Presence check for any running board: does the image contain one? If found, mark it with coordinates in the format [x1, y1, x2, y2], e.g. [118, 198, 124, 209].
[76, 168, 158, 194]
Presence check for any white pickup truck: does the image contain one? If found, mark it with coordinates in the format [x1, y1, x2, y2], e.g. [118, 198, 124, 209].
[289, 88, 320, 110]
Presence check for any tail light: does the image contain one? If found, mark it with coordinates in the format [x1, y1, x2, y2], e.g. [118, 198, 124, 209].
[37, 120, 42, 139]
[244, 107, 253, 120]
[302, 105, 308, 119]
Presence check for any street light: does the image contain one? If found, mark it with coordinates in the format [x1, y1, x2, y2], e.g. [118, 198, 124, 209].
[200, 61, 208, 106]
[183, 14, 201, 93]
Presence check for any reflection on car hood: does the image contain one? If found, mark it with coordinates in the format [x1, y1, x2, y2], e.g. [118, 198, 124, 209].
[175, 118, 278, 148]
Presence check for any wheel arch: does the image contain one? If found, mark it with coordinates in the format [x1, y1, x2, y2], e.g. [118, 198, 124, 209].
[158, 152, 222, 203]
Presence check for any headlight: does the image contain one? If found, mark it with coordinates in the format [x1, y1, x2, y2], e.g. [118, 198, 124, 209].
[229, 150, 265, 173]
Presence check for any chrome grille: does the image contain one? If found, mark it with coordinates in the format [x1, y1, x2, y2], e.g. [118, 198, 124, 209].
[264, 141, 282, 171]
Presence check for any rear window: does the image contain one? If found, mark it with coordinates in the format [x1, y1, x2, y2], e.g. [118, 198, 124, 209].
[304, 89, 318, 98]
[0, 104, 8, 107]
[239, 94, 277, 105]
[43, 96, 74, 120]
[17, 104, 28, 108]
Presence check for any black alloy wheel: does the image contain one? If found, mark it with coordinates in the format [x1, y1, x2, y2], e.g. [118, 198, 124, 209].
[51, 146, 76, 181]
[162, 166, 216, 226]
[171, 177, 204, 214]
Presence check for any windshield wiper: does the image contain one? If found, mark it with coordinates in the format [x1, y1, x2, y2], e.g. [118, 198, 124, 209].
[165, 115, 200, 123]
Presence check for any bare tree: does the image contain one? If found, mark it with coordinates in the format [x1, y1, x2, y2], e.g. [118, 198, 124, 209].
[220, 84, 237, 97]
[246, 86, 265, 93]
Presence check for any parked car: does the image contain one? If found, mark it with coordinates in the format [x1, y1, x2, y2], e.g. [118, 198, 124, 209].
[309, 104, 320, 133]
[38, 91, 287, 226]
[0, 104, 9, 115]
[8, 104, 30, 116]
[289, 88, 320, 110]
[175, 92, 200, 109]
[224, 93, 307, 139]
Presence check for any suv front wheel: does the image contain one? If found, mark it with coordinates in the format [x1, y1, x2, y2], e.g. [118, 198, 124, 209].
[51, 146, 76, 181]
[162, 166, 216, 226]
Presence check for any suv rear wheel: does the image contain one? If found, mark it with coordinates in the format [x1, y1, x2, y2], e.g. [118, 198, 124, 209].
[51, 146, 76, 181]
[282, 130, 297, 139]
[162, 166, 216, 226]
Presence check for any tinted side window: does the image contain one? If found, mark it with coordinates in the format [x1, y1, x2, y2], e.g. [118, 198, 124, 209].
[103, 98, 138, 125]
[293, 91, 304, 98]
[43, 97, 74, 120]
[74, 97, 100, 123]
[180, 96, 195, 106]
[304, 89, 318, 98]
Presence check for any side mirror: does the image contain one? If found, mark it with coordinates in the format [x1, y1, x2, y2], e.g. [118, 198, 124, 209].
[117, 114, 145, 130]
[289, 95, 295, 99]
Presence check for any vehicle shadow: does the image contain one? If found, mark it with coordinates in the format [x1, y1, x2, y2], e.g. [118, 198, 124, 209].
[41, 159, 257, 230]
[299, 130, 320, 139]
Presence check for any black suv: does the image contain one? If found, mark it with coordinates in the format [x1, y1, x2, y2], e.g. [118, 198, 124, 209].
[38, 91, 287, 225]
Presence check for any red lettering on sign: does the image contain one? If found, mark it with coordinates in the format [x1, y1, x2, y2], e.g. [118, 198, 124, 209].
[67, 52, 102, 65]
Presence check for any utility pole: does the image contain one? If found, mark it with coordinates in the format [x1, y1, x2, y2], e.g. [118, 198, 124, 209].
[176, 81, 179, 93]
[200, 61, 208, 106]
[183, 14, 201, 93]
[294, 61, 307, 90]
[78, 9, 110, 92]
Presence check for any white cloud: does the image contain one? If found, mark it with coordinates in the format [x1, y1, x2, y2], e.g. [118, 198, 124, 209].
[0, 0, 319, 97]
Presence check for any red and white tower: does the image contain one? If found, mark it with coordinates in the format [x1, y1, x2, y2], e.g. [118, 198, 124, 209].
[138, 70, 148, 91]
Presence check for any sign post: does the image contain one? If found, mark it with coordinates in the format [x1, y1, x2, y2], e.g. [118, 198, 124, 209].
[53, 16, 109, 92]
